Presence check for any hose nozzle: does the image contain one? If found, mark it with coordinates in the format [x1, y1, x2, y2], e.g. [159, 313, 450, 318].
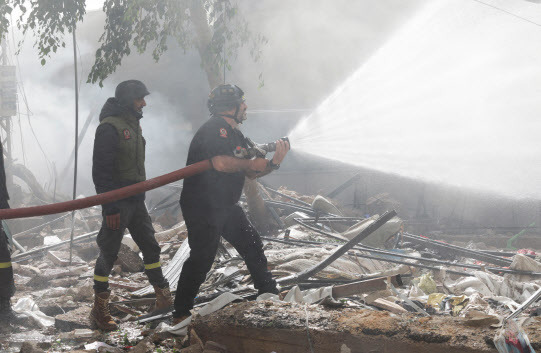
[259, 137, 290, 153]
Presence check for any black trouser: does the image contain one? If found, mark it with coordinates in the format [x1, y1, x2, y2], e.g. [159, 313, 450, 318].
[174, 204, 277, 317]
[94, 200, 168, 292]
[0, 223, 14, 298]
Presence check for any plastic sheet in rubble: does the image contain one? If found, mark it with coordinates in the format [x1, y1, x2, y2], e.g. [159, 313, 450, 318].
[13, 297, 55, 328]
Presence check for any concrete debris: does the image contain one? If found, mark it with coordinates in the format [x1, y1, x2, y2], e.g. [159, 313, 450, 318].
[54, 306, 91, 332]
[115, 243, 144, 273]
[19, 342, 46, 353]
[4, 185, 541, 352]
[311, 195, 343, 216]
[203, 340, 228, 352]
[131, 338, 155, 353]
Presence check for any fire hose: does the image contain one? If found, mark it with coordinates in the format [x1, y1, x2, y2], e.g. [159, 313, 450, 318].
[0, 160, 212, 220]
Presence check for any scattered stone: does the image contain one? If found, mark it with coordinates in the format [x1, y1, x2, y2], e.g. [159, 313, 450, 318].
[131, 338, 154, 353]
[54, 306, 92, 332]
[73, 284, 94, 302]
[161, 243, 172, 254]
[112, 265, 123, 275]
[74, 243, 100, 261]
[115, 244, 144, 273]
[57, 328, 96, 341]
[39, 298, 78, 317]
[190, 328, 204, 349]
[371, 298, 409, 314]
[18, 265, 42, 277]
[182, 344, 204, 353]
[203, 341, 228, 353]
[19, 342, 45, 353]
[47, 250, 85, 266]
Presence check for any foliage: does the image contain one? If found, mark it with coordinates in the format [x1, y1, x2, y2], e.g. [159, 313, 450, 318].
[3, 0, 86, 65]
[0, 0, 267, 86]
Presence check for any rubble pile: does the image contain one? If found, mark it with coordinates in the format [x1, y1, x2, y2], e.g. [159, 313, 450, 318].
[1, 185, 540, 353]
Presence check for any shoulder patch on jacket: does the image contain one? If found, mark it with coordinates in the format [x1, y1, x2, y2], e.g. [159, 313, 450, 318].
[123, 129, 131, 139]
[219, 128, 228, 138]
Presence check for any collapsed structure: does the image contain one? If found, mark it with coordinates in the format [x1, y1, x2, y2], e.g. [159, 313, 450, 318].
[1, 181, 540, 353]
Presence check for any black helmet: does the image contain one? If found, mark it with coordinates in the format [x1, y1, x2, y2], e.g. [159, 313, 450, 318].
[207, 84, 245, 121]
[115, 80, 150, 108]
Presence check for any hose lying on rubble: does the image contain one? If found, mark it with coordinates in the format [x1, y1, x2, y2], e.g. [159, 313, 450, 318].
[0, 160, 212, 220]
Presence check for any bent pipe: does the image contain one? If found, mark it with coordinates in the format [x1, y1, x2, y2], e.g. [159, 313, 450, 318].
[0, 160, 212, 220]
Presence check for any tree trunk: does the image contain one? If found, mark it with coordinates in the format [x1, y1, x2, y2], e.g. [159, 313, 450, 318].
[188, 0, 222, 88]
[189, 0, 271, 231]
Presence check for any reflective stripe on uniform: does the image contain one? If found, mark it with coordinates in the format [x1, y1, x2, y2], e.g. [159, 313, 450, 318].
[144, 262, 161, 270]
[0, 262, 11, 269]
[94, 274, 109, 282]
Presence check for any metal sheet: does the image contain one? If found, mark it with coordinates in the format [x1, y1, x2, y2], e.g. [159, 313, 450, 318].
[132, 239, 191, 297]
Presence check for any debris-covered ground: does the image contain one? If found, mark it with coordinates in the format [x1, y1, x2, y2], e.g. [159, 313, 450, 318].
[1, 184, 540, 353]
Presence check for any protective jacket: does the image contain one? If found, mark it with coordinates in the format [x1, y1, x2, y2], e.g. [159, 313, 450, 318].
[92, 98, 146, 215]
[180, 116, 247, 212]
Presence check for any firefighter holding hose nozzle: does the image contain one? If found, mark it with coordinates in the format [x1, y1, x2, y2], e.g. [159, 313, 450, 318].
[172, 84, 290, 324]
[90, 80, 172, 331]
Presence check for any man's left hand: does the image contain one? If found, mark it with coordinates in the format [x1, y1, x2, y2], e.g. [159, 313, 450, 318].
[272, 139, 290, 165]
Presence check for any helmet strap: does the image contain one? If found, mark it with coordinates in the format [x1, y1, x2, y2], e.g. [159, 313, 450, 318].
[217, 104, 243, 124]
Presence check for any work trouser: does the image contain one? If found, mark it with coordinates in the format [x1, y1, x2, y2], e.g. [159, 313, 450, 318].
[174, 204, 278, 317]
[93, 200, 168, 292]
[0, 223, 14, 298]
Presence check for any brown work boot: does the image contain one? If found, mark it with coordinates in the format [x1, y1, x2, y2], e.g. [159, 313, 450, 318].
[89, 290, 118, 331]
[152, 285, 173, 313]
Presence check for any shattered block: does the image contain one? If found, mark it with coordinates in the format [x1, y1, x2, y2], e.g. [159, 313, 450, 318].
[19, 342, 46, 353]
[74, 243, 100, 261]
[47, 251, 85, 266]
[54, 306, 92, 332]
[342, 215, 402, 248]
[131, 338, 155, 353]
[203, 341, 228, 353]
[506, 254, 541, 283]
[115, 243, 144, 273]
[183, 345, 204, 353]
[312, 195, 343, 216]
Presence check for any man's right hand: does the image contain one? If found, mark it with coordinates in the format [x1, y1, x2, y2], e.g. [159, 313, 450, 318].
[106, 213, 120, 230]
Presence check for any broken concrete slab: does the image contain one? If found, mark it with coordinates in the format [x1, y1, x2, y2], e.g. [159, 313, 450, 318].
[203, 341, 228, 353]
[182, 344, 204, 353]
[115, 243, 144, 273]
[19, 342, 46, 353]
[371, 298, 409, 314]
[191, 301, 534, 353]
[46, 250, 85, 266]
[54, 306, 92, 332]
[131, 338, 155, 353]
[312, 195, 343, 216]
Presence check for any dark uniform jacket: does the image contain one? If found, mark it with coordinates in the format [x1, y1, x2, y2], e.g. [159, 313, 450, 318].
[92, 98, 146, 215]
[180, 116, 248, 213]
